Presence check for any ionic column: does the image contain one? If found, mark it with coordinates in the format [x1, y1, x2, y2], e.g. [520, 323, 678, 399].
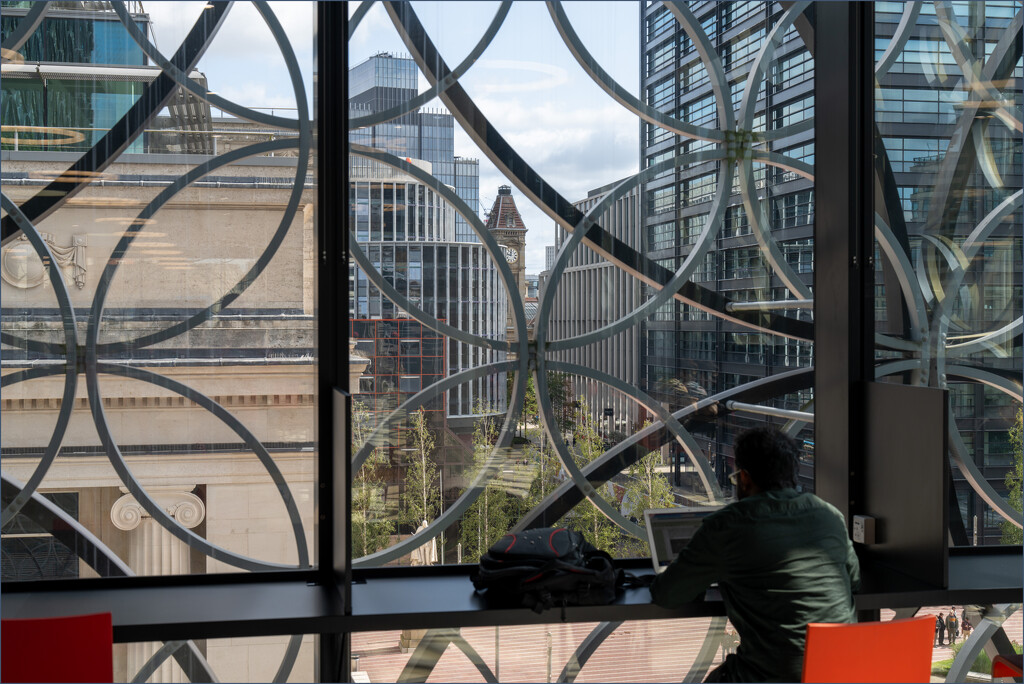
[112, 487, 205, 683]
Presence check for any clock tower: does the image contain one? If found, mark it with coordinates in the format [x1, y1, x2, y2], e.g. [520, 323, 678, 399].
[485, 186, 528, 333]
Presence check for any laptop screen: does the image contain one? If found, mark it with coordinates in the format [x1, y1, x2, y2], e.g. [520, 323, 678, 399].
[644, 507, 719, 573]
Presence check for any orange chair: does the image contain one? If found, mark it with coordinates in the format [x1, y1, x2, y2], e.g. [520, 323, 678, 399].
[1, 612, 113, 683]
[802, 614, 935, 683]
[992, 653, 1023, 682]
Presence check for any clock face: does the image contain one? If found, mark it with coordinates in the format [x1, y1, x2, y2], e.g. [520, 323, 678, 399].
[502, 246, 519, 264]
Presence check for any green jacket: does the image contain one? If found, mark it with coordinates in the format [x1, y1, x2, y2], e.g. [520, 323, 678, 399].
[650, 489, 861, 682]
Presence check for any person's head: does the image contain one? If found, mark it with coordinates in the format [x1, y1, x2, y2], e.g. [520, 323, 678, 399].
[732, 427, 799, 498]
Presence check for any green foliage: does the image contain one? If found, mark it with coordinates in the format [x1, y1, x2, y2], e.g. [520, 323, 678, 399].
[459, 403, 519, 563]
[351, 404, 394, 558]
[546, 372, 575, 434]
[401, 408, 440, 529]
[932, 640, 1022, 676]
[525, 439, 565, 511]
[522, 374, 538, 431]
[621, 426, 675, 557]
[562, 397, 622, 554]
[1002, 408, 1023, 545]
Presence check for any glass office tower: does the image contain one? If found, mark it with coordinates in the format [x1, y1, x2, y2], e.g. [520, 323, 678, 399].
[640, 1, 817, 491]
[639, 0, 1022, 542]
[1, 2, 151, 153]
[349, 53, 482, 242]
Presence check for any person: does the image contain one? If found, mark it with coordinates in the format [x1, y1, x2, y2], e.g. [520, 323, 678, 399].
[962, 616, 973, 639]
[650, 427, 861, 682]
[936, 612, 946, 647]
[720, 626, 740, 660]
[946, 611, 958, 645]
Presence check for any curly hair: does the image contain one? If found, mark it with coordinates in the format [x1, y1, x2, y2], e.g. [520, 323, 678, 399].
[733, 427, 799, 491]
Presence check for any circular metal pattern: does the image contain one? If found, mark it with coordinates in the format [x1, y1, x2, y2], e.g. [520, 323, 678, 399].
[2, 3, 311, 680]
[350, 8, 1020, 678]
[2, 1, 1021, 681]
[359, 1, 1020, 573]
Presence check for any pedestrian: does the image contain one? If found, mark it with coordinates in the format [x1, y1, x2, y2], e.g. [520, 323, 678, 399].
[720, 626, 739, 660]
[651, 428, 859, 682]
[936, 612, 946, 647]
[962, 616, 973, 639]
[946, 611, 958, 645]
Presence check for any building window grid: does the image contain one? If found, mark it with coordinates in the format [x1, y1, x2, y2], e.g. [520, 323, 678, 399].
[647, 40, 675, 77]
[876, 87, 970, 125]
[723, 27, 766, 72]
[772, 142, 814, 183]
[770, 48, 813, 92]
[721, 1, 763, 32]
[771, 190, 815, 230]
[683, 172, 717, 206]
[771, 95, 814, 129]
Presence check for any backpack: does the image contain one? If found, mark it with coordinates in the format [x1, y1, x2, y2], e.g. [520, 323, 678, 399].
[471, 527, 622, 618]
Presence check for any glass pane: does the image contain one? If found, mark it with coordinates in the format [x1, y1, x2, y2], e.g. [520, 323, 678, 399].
[352, 608, 1024, 682]
[348, 1, 815, 567]
[873, 1, 1023, 546]
[1, 2, 317, 579]
[121, 634, 313, 683]
[352, 618, 736, 683]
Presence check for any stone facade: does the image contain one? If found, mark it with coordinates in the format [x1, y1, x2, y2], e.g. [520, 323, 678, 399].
[1, 153, 317, 682]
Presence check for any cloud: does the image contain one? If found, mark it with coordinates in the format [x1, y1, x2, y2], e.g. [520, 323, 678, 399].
[466, 96, 638, 198]
[473, 60, 570, 93]
[146, 1, 313, 109]
[458, 96, 640, 278]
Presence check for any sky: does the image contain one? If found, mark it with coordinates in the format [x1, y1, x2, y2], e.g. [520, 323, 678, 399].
[145, 1, 640, 276]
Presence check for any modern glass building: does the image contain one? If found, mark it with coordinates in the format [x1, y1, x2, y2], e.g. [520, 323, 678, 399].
[1, 2, 152, 153]
[639, 0, 1022, 539]
[349, 53, 482, 242]
[1, 3, 1020, 683]
[348, 160, 508, 426]
[549, 179, 642, 435]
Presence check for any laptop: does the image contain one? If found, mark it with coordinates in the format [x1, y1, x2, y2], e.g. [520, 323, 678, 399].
[644, 507, 720, 573]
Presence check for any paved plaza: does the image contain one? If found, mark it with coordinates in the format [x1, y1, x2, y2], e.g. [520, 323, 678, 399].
[352, 607, 1022, 682]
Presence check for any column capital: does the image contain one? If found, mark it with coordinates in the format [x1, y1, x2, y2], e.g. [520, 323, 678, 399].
[111, 487, 205, 531]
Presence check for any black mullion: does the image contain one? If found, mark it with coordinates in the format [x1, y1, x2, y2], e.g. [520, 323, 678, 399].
[813, 2, 875, 525]
[315, 1, 350, 681]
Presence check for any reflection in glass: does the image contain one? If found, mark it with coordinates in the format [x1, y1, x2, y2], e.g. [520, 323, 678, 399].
[873, 1, 1022, 546]
[2, 0, 317, 591]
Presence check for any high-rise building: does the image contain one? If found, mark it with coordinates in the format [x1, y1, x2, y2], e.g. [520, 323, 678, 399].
[349, 53, 481, 242]
[639, 0, 1021, 542]
[0, 2, 218, 156]
[549, 180, 642, 432]
[348, 160, 508, 432]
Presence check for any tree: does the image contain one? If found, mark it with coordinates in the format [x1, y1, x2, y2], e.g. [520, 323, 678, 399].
[459, 403, 519, 563]
[402, 408, 440, 530]
[351, 404, 395, 557]
[1001, 408, 1023, 545]
[562, 397, 622, 554]
[546, 372, 575, 435]
[525, 439, 564, 514]
[522, 374, 538, 434]
[621, 425, 675, 556]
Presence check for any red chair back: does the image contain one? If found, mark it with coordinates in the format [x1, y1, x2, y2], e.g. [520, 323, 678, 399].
[802, 614, 934, 683]
[2, 612, 113, 683]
